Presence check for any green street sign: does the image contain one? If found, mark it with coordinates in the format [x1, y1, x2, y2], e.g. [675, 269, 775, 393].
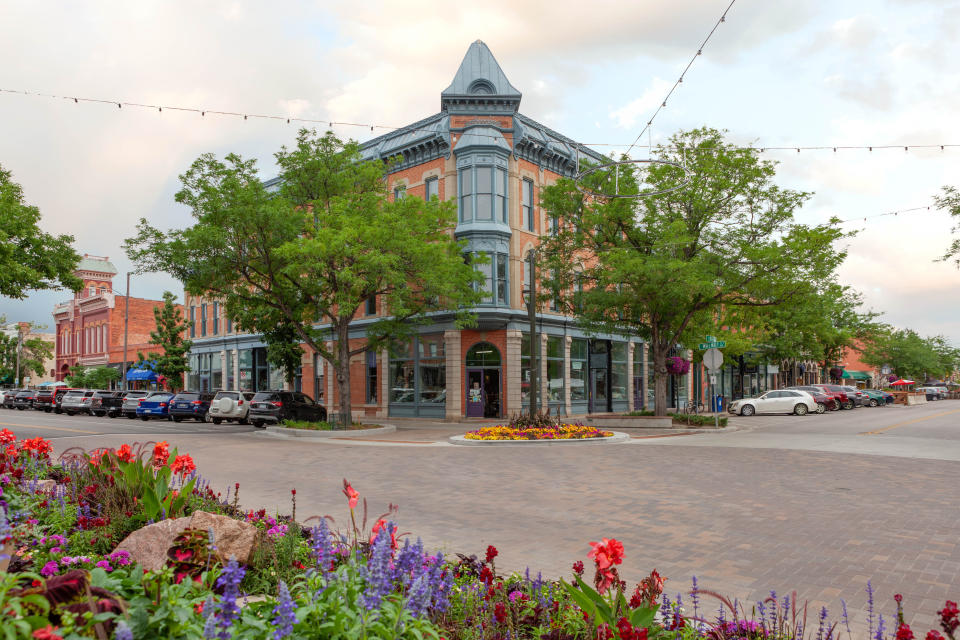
[698, 341, 726, 350]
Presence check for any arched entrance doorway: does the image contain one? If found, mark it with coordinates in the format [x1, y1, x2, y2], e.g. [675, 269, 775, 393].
[465, 342, 501, 418]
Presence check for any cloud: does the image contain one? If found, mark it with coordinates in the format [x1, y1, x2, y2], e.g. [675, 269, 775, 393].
[608, 78, 675, 129]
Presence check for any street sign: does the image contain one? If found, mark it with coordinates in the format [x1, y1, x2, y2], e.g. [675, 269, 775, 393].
[698, 341, 726, 350]
[881, 365, 891, 375]
[703, 348, 723, 371]
[710, 375, 717, 385]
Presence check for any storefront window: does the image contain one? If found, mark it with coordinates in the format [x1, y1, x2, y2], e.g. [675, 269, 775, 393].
[366, 351, 377, 404]
[633, 349, 644, 409]
[187, 354, 199, 391]
[611, 342, 627, 402]
[390, 341, 415, 403]
[547, 336, 564, 403]
[238, 349, 254, 391]
[570, 338, 587, 402]
[314, 353, 325, 403]
[418, 335, 445, 404]
[211, 352, 222, 391]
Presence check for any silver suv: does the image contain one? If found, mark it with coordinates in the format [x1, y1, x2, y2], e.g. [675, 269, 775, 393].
[207, 391, 255, 424]
[60, 390, 95, 415]
[121, 391, 162, 418]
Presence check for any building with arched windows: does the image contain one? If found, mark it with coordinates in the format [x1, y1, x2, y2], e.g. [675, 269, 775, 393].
[186, 42, 681, 418]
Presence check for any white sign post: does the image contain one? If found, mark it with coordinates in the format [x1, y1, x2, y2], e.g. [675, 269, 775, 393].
[701, 346, 724, 428]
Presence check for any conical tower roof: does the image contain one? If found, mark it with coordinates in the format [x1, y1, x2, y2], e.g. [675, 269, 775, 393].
[441, 40, 521, 113]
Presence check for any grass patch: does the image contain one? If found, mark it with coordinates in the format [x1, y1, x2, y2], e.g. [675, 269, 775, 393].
[282, 420, 378, 431]
[623, 410, 728, 428]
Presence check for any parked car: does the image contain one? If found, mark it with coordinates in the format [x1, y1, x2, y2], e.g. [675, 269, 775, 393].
[839, 385, 868, 407]
[136, 393, 175, 420]
[120, 391, 153, 418]
[860, 388, 894, 407]
[787, 386, 839, 412]
[207, 390, 256, 424]
[60, 390, 95, 415]
[728, 389, 818, 416]
[1, 389, 23, 408]
[918, 387, 940, 401]
[814, 384, 856, 410]
[33, 389, 57, 412]
[89, 390, 121, 417]
[168, 391, 215, 422]
[52, 387, 79, 414]
[935, 386, 950, 399]
[13, 390, 38, 410]
[247, 391, 327, 427]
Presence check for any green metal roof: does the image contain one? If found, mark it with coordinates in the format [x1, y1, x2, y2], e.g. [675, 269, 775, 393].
[75, 255, 118, 275]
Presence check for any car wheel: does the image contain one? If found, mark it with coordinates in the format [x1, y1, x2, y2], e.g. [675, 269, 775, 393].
[172, 416, 182, 423]
[869, 398, 878, 407]
[794, 403, 809, 416]
[212, 418, 222, 425]
[140, 416, 148, 421]
[45, 408, 52, 413]
[66, 411, 75, 416]
[740, 405, 755, 416]
[816, 402, 826, 414]
[93, 411, 105, 417]
[126, 414, 135, 420]
[252, 420, 264, 428]
[16, 407, 23, 411]
[238, 417, 248, 425]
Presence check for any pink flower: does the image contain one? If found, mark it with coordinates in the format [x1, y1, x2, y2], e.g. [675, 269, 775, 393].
[342, 479, 359, 509]
[96, 560, 112, 572]
[40, 561, 58, 577]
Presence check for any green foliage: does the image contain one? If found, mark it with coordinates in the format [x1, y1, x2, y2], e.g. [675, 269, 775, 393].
[65, 365, 120, 389]
[135, 291, 192, 392]
[0, 164, 82, 299]
[934, 184, 960, 267]
[0, 323, 53, 385]
[124, 129, 484, 418]
[262, 320, 304, 386]
[560, 575, 660, 636]
[860, 327, 960, 381]
[540, 127, 850, 415]
[623, 410, 728, 427]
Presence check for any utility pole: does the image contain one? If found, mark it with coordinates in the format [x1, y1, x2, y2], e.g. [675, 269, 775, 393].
[526, 252, 539, 417]
[14, 324, 23, 387]
[122, 272, 130, 391]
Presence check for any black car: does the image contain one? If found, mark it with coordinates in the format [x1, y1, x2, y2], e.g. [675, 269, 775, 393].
[14, 390, 37, 410]
[90, 390, 121, 417]
[1, 390, 23, 408]
[168, 391, 216, 422]
[248, 391, 327, 428]
[33, 389, 57, 412]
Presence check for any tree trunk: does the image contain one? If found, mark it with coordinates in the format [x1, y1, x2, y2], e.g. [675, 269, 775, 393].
[334, 322, 352, 426]
[652, 343, 669, 417]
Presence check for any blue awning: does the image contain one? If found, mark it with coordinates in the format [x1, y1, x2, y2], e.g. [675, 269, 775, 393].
[126, 368, 157, 381]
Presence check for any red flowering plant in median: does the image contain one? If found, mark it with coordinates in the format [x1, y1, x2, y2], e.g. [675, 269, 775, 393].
[561, 538, 663, 639]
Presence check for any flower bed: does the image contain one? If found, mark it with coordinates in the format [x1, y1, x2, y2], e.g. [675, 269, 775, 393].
[464, 423, 614, 440]
[1, 427, 958, 640]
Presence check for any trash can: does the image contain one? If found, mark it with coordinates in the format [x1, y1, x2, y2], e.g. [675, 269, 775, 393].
[713, 395, 724, 413]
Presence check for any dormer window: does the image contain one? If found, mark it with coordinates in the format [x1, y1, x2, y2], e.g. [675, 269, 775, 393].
[468, 79, 496, 95]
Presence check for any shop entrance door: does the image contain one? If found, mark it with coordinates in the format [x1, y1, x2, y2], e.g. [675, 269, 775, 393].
[482, 370, 500, 418]
[590, 369, 608, 413]
[466, 369, 484, 417]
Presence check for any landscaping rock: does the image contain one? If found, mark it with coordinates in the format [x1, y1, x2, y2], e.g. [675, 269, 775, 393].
[113, 511, 259, 571]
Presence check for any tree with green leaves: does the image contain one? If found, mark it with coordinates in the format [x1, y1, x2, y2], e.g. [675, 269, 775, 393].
[861, 328, 960, 382]
[65, 365, 120, 389]
[934, 185, 960, 267]
[539, 128, 850, 416]
[0, 164, 83, 298]
[124, 129, 483, 419]
[134, 291, 192, 392]
[262, 318, 305, 387]
[0, 322, 54, 385]
[65, 364, 88, 388]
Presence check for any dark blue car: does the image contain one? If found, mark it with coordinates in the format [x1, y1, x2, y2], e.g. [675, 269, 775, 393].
[136, 393, 174, 421]
[168, 392, 214, 422]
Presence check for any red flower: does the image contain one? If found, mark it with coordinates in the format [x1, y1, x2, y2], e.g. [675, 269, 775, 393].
[573, 560, 585, 577]
[115, 444, 134, 463]
[596, 567, 617, 594]
[170, 454, 196, 476]
[153, 441, 169, 466]
[370, 519, 398, 550]
[194, 600, 205, 615]
[494, 602, 507, 624]
[32, 626, 63, 640]
[291, 488, 296, 496]
[342, 479, 359, 509]
[940, 601, 960, 635]
[479, 565, 494, 585]
[927, 632, 945, 640]
[0, 428, 15, 444]
[595, 623, 614, 640]
[895, 594, 904, 603]
[588, 538, 625, 570]
[485, 545, 498, 564]
[897, 624, 915, 640]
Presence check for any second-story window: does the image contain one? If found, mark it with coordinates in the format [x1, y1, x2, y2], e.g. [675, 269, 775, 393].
[393, 186, 405, 200]
[200, 304, 207, 337]
[189, 306, 196, 338]
[425, 177, 438, 201]
[459, 166, 507, 223]
[521, 179, 534, 231]
[226, 316, 232, 333]
[212, 302, 219, 335]
[471, 252, 508, 306]
[366, 296, 376, 316]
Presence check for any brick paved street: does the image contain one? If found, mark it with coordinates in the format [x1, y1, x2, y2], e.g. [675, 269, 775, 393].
[4, 401, 960, 628]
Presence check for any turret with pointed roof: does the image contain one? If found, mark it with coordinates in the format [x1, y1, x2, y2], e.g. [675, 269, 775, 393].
[441, 40, 521, 114]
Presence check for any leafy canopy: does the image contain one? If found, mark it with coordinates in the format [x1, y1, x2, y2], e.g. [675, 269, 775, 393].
[0, 164, 83, 298]
[134, 291, 192, 392]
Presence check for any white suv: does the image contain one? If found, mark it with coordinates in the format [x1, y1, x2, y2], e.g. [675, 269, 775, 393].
[207, 391, 256, 424]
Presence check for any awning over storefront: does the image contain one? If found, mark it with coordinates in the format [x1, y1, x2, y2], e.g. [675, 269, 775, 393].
[843, 370, 872, 381]
[126, 368, 157, 381]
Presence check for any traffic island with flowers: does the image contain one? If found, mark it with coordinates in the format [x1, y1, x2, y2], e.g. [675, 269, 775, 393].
[2, 428, 959, 640]
[452, 412, 629, 445]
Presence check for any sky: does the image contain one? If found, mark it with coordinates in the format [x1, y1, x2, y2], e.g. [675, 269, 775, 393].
[1, 0, 959, 341]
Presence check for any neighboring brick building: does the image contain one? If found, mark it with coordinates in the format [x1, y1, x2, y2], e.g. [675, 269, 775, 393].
[52, 255, 181, 385]
[187, 41, 674, 419]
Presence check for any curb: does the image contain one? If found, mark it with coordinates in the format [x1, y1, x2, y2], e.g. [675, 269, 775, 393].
[264, 424, 397, 439]
[448, 431, 631, 446]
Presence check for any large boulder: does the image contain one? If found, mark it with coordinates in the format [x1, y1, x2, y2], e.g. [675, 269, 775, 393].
[113, 511, 259, 571]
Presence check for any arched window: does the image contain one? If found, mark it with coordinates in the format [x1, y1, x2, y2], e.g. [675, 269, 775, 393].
[465, 342, 501, 367]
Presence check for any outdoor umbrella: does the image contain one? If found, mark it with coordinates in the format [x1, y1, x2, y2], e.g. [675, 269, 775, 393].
[889, 379, 915, 386]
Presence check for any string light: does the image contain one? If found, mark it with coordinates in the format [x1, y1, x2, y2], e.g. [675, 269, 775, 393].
[1, 87, 958, 158]
[623, 0, 738, 158]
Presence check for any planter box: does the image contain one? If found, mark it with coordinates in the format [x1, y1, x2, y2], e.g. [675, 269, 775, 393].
[584, 416, 674, 429]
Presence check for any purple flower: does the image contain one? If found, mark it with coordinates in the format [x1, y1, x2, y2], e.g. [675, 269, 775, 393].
[213, 556, 246, 638]
[114, 620, 133, 640]
[271, 580, 296, 639]
[40, 561, 58, 577]
[96, 560, 113, 572]
[361, 523, 395, 610]
[309, 519, 334, 575]
[509, 590, 522, 603]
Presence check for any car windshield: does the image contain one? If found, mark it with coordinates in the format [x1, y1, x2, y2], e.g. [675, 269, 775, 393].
[216, 392, 240, 400]
[252, 392, 279, 402]
[64, 391, 85, 398]
[175, 393, 200, 400]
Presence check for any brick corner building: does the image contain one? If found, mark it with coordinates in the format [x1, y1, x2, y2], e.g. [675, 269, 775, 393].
[52, 255, 182, 384]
